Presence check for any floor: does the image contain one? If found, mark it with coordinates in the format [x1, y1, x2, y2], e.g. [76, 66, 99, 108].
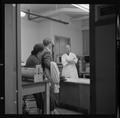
[26, 107, 82, 114]
[54, 107, 82, 114]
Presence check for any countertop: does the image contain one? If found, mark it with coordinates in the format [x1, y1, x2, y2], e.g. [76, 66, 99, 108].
[64, 78, 90, 85]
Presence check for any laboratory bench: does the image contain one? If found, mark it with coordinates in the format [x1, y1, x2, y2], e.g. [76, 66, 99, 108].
[21, 79, 50, 114]
[58, 78, 90, 114]
[57, 63, 90, 78]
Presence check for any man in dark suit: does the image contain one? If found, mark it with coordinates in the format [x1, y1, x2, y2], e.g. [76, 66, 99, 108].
[41, 38, 57, 114]
[42, 38, 53, 82]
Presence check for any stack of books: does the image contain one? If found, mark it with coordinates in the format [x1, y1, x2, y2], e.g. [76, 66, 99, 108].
[23, 95, 39, 114]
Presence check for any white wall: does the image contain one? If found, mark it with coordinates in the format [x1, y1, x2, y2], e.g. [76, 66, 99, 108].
[21, 15, 89, 63]
[81, 19, 89, 30]
[21, 17, 51, 63]
[50, 19, 83, 56]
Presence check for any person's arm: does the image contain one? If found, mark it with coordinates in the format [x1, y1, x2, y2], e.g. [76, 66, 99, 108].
[72, 53, 78, 63]
[62, 55, 68, 66]
[42, 51, 51, 69]
[66, 53, 78, 64]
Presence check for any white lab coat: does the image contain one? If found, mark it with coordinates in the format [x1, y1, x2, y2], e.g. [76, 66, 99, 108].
[61, 52, 79, 80]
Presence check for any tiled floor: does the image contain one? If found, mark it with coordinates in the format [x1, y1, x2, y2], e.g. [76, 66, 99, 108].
[55, 107, 82, 114]
[24, 106, 82, 114]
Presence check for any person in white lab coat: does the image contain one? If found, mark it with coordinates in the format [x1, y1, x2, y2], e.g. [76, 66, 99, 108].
[61, 45, 79, 80]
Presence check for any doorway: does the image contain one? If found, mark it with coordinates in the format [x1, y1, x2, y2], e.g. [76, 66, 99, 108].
[54, 36, 71, 63]
[20, 4, 90, 114]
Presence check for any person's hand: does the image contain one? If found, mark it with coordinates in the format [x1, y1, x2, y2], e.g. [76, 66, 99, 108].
[69, 60, 75, 64]
[67, 59, 75, 64]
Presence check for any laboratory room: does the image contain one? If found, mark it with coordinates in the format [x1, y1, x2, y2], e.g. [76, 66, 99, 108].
[4, 4, 117, 115]
[20, 4, 90, 115]
[20, 4, 90, 114]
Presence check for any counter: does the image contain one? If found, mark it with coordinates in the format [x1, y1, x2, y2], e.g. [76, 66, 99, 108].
[59, 78, 90, 114]
[65, 78, 90, 84]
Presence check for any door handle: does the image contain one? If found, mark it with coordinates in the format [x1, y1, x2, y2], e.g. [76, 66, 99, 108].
[0, 64, 4, 66]
[0, 97, 4, 100]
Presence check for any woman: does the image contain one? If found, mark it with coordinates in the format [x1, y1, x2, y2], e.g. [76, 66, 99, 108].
[61, 44, 79, 80]
[25, 43, 44, 114]
[26, 44, 44, 68]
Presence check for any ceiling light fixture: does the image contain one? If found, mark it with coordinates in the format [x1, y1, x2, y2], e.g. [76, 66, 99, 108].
[21, 11, 26, 17]
[72, 4, 89, 12]
[80, 4, 89, 10]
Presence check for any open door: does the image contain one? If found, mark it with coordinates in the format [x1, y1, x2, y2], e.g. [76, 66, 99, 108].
[5, 4, 22, 114]
[90, 5, 117, 115]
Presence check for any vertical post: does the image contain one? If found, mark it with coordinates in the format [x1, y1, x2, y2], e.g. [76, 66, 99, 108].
[16, 4, 22, 114]
[44, 82, 50, 114]
[0, 3, 4, 114]
[90, 4, 96, 114]
[5, 4, 17, 114]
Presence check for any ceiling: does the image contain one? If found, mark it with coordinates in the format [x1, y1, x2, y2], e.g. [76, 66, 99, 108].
[20, 4, 89, 23]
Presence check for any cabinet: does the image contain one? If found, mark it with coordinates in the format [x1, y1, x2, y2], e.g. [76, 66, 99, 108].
[59, 79, 90, 114]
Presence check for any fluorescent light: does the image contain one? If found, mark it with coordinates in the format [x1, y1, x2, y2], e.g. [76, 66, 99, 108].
[21, 11, 26, 17]
[79, 4, 89, 10]
[72, 4, 89, 12]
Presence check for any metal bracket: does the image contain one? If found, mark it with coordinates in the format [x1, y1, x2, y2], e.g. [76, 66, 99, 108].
[28, 9, 39, 21]
[27, 10, 40, 21]
[28, 9, 32, 20]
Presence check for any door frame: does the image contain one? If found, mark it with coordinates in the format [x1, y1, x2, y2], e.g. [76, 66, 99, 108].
[5, 4, 22, 114]
[89, 4, 96, 114]
[4, 4, 93, 114]
[16, 4, 22, 114]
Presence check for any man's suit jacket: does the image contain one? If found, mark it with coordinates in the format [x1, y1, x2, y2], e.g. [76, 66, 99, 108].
[41, 48, 53, 83]
[42, 48, 57, 111]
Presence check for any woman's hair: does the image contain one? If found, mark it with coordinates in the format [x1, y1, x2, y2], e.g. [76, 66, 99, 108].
[43, 38, 51, 47]
[31, 43, 44, 55]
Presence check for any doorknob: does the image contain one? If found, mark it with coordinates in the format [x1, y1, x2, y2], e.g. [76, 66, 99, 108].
[0, 63, 4, 66]
[0, 97, 4, 100]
